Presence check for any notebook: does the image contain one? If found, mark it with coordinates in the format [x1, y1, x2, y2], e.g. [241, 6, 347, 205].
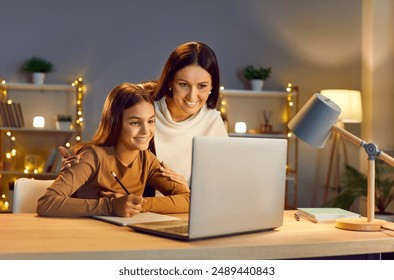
[295, 208, 360, 223]
[129, 136, 288, 241]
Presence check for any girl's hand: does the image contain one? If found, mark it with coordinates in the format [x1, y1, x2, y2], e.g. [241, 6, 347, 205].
[111, 194, 143, 217]
[100, 191, 123, 199]
[58, 146, 80, 171]
[159, 161, 188, 186]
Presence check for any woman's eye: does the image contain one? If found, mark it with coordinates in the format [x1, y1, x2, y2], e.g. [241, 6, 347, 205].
[130, 121, 140, 126]
[179, 83, 188, 88]
[198, 84, 207, 90]
[148, 119, 155, 124]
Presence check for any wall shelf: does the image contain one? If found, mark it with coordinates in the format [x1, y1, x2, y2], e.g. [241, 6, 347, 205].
[4, 82, 74, 92]
[0, 79, 85, 213]
[220, 89, 291, 97]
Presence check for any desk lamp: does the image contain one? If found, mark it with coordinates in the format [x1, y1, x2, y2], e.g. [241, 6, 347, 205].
[288, 93, 394, 231]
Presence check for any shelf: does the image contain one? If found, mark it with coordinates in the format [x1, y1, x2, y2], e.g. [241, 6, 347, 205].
[3, 82, 74, 92]
[220, 89, 292, 97]
[0, 78, 84, 213]
[0, 127, 75, 133]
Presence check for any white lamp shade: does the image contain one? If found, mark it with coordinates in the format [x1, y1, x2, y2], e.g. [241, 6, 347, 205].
[320, 89, 362, 123]
[288, 93, 341, 148]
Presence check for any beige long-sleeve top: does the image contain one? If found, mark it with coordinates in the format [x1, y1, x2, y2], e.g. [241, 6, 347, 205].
[36, 145, 190, 217]
[154, 97, 228, 183]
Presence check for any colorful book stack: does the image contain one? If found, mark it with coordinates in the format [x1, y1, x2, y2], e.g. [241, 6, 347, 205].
[0, 102, 25, 128]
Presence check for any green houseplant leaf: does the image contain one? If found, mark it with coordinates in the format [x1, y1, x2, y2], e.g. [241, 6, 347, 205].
[243, 65, 271, 80]
[23, 56, 54, 73]
[323, 163, 394, 214]
[57, 114, 72, 122]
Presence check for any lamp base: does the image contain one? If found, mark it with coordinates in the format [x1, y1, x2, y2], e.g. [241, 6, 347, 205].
[335, 217, 386, 231]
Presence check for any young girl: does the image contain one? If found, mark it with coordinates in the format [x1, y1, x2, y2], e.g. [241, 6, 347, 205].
[37, 83, 190, 217]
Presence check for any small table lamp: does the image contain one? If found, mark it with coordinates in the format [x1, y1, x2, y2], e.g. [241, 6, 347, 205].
[288, 93, 394, 231]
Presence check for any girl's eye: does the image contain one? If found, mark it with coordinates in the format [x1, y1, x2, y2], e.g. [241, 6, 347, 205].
[198, 84, 207, 90]
[148, 119, 155, 124]
[130, 121, 140, 126]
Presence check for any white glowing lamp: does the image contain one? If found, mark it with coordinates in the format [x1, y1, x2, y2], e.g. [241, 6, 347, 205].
[320, 89, 362, 123]
[33, 116, 45, 128]
[235, 122, 247, 133]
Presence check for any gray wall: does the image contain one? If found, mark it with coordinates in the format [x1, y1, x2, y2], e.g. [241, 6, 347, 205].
[0, 0, 364, 207]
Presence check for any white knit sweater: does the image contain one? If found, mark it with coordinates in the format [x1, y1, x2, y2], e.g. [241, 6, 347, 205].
[154, 97, 228, 182]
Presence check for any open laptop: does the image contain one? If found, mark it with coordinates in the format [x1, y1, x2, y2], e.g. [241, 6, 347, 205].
[129, 136, 287, 241]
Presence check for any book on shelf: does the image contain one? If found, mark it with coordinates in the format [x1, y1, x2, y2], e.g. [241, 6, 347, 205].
[0, 103, 11, 127]
[296, 208, 360, 223]
[14, 103, 25, 127]
[0, 102, 25, 128]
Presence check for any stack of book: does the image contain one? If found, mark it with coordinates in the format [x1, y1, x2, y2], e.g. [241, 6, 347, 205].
[0, 102, 25, 127]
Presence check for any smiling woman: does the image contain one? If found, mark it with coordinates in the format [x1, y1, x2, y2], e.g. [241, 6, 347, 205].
[152, 42, 228, 183]
[36, 83, 190, 217]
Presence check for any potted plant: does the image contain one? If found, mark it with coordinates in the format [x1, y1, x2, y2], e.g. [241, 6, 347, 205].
[243, 65, 272, 91]
[323, 162, 394, 221]
[22, 56, 54, 85]
[56, 114, 72, 130]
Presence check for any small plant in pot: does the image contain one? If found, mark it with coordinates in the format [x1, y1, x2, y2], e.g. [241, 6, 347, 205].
[243, 65, 271, 91]
[323, 162, 394, 221]
[56, 114, 72, 130]
[22, 56, 54, 85]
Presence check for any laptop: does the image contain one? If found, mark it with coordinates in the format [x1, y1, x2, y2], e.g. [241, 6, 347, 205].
[129, 136, 287, 240]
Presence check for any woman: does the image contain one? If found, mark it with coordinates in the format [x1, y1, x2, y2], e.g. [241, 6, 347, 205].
[152, 41, 228, 183]
[37, 83, 190, 217]
[61, 42, 228, 185]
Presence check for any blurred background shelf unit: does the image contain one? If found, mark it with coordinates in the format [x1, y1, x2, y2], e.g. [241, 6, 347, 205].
[0, 78, 85, 212]
[218, 84, 299, 209]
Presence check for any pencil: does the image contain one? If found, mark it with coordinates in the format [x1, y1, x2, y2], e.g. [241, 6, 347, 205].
[110, 171, 130, 195]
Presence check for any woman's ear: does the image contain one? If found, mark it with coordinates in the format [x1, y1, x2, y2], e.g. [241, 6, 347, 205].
[167, 83, 174, 97]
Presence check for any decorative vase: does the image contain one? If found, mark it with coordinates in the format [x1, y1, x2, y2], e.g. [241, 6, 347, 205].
[55, 121, 71, 130]
[32, 72, 45, 85]
[250, 79, 264, 91]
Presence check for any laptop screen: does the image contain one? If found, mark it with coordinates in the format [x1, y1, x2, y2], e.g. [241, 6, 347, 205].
[187, 136, 287, 239]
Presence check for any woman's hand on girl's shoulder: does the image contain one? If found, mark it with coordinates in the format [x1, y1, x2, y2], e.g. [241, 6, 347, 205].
[58, 146, 80, 171]
[159, 161, 188, 186]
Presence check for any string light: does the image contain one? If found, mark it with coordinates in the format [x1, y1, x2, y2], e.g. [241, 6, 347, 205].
[72, 77, 85, 143]
[1, 79, 7, 102]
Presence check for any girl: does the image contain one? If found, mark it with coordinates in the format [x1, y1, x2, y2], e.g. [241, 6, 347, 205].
[37, 83, 190, 217]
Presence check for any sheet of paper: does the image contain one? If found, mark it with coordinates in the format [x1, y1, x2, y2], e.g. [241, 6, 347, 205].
[92, 212, 180, 226]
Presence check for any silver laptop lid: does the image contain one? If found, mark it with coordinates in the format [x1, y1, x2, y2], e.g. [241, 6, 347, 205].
[188, 136, 287, 239]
